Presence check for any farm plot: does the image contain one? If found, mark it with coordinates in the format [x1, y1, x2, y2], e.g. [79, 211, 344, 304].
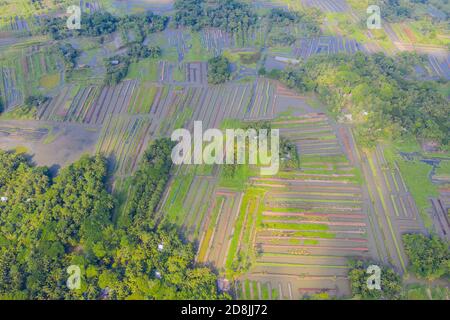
[270, 83, 318, 116]
[384, 23, 401, 43]
[127, 82, 160, 114]
[0, 16, 30, 34]
[427, 54, 450, 80]
[39, 80, 138, 124]
[251, 0, 287, 10]
[158, 164, 218, 242]
[22, 46, 62, 89]
[0, 46, 62, 110]
[429, 187, 450, 241]
[226, 156, 374, 298]
[293, 36, 365, 60]
[153, 86, 203, 136]
[158, 61, 186, 84]
[244, 79, 276, 121]
[0, 0, 63, 35]
[205, 109, 376, 298]
[271, 114, 344, 157]
[430, 196, 450, 241]
[80, 0, 103, 12]
[185, 62, 208, 85]
[197, 189, 244, 272]
[201, 28, 234, 56]
[188, 84, 252, 130]
[164, 29, 191, 62]
[95, 114, 152, 175]
[110, 0, 173, 14]
[0, 67, 22, 110]
[301, 0, 350, 13]
[236, 279, 281, 300]
[360, 144, 427, 274]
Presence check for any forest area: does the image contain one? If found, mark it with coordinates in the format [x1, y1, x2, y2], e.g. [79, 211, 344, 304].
[262, 52, 450, 149]
[0, 141, 224, 300]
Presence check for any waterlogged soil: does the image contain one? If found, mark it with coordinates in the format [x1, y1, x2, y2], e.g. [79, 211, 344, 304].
[0, 120, 100, 170]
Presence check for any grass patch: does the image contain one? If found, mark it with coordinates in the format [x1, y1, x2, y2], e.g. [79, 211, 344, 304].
[435, 160, 450, 178]
[185, 32, 212, 62]
[218, 164, 252, 191]
[39, 73, 60, 89]
[173, 107, 193, 129]
[162, 167, 196, 226]
[42, 126, 59, 145]
[127, 58, 159, 82]
[0, 105, 36, 120]
[383, 140, 438, 230]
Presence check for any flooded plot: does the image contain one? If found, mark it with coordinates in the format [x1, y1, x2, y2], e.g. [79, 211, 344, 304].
[165, 29, 191, 62]
[301, 0, 350, 13]
[0, 120, 100, 168]
[0, 67, 22, 110]
[427, 54, 450, 80]
[189, 84, 252, 129]
[39, 80, 138, 125]
[185, 62, 208, 85]
[201, 28, 234, 56]
[293, 36, 365, 60]
[429, 189, 450, 240]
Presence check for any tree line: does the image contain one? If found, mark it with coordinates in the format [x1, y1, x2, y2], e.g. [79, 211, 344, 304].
[349, 234, 449, 299]
[261, 52, 450, 148]
[174, 0, 257, 34]
[0, 140, 225, 299]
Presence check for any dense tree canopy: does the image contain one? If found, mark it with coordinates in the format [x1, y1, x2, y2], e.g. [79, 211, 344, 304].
[0, 96, 4, 113]
[174, 0, 257, 34]
[266, 7, 321, 43]
[121, 138, 174, 229]
[208, 55, 231, 84]
[403, 233, 450, 280]
[0, 142, 223, 300]
[42, 11, 166, 40]
[348, 260, 402, 300]
[265, 52, 450, 148]
[58, 43, 80, 73]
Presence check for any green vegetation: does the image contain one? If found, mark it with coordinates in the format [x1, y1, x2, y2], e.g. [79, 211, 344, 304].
[174, 0, 257, 35]
[435, 160, 450, 178]
[119, 139, 174, 229]
[403, 234, 449, 280]
[1, 0, 449, 302]
[267, 52, 450, 148]
[0, 144, 223, 300]
[383, 139, 439, 229]
[266, 8, 321, 46]
[208, 55, 231, 85]
[280, 137, 300, 169]
[348, 260, 402, 300]
[105, 44, 162, 85]
[405, 284, 449, 300]
[42, 12, 118, 40]
[42, 10, 166, 42]
[59, 43, 80, 74]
